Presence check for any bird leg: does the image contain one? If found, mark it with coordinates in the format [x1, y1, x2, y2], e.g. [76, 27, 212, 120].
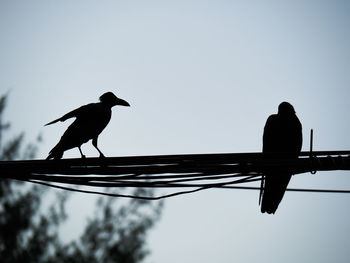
[92, 137, 105, 158]
[78, 146, 86, 159]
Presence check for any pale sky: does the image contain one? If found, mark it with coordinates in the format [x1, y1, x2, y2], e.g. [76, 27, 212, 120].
[1, 1, 350, 262]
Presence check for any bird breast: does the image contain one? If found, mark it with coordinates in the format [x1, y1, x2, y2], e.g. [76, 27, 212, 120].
[87, 107, 112, 134]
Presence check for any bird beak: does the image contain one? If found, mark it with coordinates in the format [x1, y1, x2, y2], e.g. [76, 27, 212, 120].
[115, 97, 130, 107]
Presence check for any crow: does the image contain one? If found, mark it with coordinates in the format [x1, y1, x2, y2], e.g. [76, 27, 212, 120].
[260, 102, 302, 214]
[46, 92, 130, 160]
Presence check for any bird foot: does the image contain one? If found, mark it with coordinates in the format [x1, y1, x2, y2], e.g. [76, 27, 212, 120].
[98, 153, 108, 168]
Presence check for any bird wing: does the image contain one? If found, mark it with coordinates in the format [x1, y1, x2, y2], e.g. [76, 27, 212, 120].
[45, 103, 96, 126]
[295, 119, 303, 153]
[260, 115, 276, 208]
[262, 115, 278, 153]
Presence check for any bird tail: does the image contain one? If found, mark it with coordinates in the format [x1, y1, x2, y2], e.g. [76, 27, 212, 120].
[45, 118, 61, 126]
[46, 144, 63, 160]
[260, 173, 291, 214]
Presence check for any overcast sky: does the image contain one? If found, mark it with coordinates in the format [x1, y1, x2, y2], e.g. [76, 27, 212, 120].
[1, 1, 350, 262]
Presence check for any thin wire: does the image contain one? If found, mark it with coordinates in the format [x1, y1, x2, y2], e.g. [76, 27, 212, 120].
[25, 179, 350, 201]
[19, 173, 260, 188]
[25, 179, 228, 200]
[23, 176, 259, 200]
[221, 185, 350, 193]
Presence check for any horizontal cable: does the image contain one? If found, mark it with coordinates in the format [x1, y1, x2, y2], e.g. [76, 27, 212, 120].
[25, 179, 350, 201]
[2, 151, 350, 199]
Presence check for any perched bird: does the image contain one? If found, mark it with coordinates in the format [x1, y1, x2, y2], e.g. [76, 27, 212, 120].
[46, 92, 130, 160]
[260, 102, 302, 214]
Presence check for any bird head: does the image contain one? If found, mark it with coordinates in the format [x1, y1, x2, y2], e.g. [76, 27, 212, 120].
[99, 92, 130, 107]
[278, 101, 295, 115]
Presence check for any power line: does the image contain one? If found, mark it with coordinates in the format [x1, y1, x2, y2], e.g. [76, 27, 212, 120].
[2, 151, 350, 199]
[24, 179, 350, 201]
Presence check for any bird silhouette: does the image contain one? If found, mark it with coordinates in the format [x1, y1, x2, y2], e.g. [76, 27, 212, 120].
[45, 92, 130, 160]
[260, 102, 302, 214]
